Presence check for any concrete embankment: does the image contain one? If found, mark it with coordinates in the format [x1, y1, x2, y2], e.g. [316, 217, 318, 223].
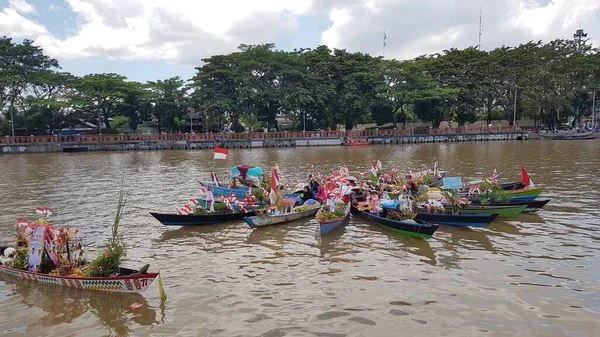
[0, 132, 528, 154]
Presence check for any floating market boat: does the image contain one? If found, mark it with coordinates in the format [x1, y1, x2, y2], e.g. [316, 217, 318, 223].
[0, 257, 158, 294]
[454, 204, 527, 218]
[316, 202, 351, 235]
[345, 139, 370, 146]
[539, 131, 594, 140]
[353, 206, 439, 239]
[150, 210, 256, 226]
[244, 202, 320, 229]
[207, 184, 258, 199]
[464, 187, 544, 202]
[414, 212, 498, 227]
[230, 165, 264, 187]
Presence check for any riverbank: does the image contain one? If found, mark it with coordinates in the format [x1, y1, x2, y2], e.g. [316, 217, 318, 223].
[0, 128, 528, 154]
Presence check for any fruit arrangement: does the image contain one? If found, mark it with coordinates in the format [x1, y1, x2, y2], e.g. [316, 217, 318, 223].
[317, 202, 347, 221]
[386, 209, 417, 221]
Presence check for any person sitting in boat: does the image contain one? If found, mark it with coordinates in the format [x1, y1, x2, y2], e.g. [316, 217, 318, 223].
[350, 186, 366, 204]
[317, 185, 327, 205]
[301, 186, 313, 202]
[310, 180, 320, 198]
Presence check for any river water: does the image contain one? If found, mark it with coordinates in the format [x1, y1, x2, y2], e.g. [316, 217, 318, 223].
[0, 139, 599, 337]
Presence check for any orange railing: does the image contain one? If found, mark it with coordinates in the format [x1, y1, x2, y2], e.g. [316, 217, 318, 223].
[0, 126, 521, 145]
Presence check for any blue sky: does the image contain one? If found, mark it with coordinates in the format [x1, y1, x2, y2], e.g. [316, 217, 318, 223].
[2, 0, 598, 83]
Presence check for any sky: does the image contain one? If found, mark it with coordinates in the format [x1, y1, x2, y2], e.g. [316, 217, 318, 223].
[1, 0, 600, 83]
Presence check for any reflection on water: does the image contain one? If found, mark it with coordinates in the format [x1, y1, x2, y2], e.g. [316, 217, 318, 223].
[0, 277, 160, 336]
[1, 140, 599, 336]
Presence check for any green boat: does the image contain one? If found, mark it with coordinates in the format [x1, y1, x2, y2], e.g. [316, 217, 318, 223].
[456, 204, 527, 218]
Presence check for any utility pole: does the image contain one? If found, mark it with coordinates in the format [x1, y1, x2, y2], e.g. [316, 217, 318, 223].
[478, 6, 483, 49]
[9, 93, 15, 137]
[382, 27, 387, 58]
[574, 28, 588, 50]
[592, 89, 596, 130]
[513, 87, 517, 131]
[303, 111, 306, 132]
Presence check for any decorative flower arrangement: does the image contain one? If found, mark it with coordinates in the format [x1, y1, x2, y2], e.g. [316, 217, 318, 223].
[316, 201, 347, 221]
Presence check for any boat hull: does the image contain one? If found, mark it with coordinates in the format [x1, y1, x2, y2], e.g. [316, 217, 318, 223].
[150, 211, 256, 226]
[317, 203, 351, 235]
[244, 208, 319, 228]
[415, 212, 497, 227]
[354, 207, 438, 239]
[465, 187, 544, 202]
[470, 199, 550, 213]
[0, 265, 157, 293]
[458, 205, 527, 218]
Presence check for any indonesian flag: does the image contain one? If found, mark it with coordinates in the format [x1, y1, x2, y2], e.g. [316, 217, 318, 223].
[434, 161, 440, 179]
[190, 199, 199, 206]
[248, 182, 253, 196]
[520, 165, 534, 187]
[35, 207, 53, 217]
[205, 185, 215, 211]
[376, 160, 382, 170]
[270, 169, 279, 205]
[214, 147, 229, 160]
[326, 199, 336, 212]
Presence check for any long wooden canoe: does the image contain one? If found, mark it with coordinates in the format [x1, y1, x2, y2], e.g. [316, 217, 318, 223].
[457, 204, 527, 218]
[469, 199, 550, 212]
[244, 207, 319, 229]
[0, 262, 157, 294]
[414, 212, 498, 227]
[150, 210, 256, 226]
[354, 206, 438, 239]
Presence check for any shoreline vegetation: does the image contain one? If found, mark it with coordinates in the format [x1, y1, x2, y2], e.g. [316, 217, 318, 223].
[1, 36, 599, 137]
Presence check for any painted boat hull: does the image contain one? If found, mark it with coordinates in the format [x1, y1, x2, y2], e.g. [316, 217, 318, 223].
[354, 206, 438, 239]
[244, 208, 319, 228]
[150, 211, 256, 226]
[470, 199, 550, 213]
[414, 212, 497, 227]
[316, 203, 351, 235]
[457, 205, 527, 218]
[465, 187, 544, 202]
[0, 265, 157, 293]
[346, 142, 370, 146]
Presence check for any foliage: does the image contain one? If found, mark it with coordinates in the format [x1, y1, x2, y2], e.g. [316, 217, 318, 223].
[440, 189, 462, 214]
[193, 202, 231, 214]
[386, 209, 417, 221]
[83, 183, 127, 277]
[10, 247, 29, 270]
[479, 180, 511, 203]
[423, 175, 434, 184]
[3, 35, 600, 134]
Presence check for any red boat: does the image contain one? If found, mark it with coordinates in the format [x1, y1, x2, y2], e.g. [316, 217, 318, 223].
[346, 139, 370, 146]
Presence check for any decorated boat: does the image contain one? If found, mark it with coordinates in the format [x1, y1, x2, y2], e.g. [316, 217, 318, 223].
[539, 131, 594, 140]
[353, 206, 439, 239]
[455, 204, 527, 218]
[150, 210, 256, 226]
[316, 201, 351, 235]
[0, 201, 160, 294]
[244, 200, 320, 229]
[151, 197, 260, 226]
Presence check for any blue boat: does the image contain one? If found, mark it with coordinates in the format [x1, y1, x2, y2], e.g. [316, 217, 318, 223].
[316, 203, 351, 235]
[208, 184, 256, 199]
[414, 212, 498, 227]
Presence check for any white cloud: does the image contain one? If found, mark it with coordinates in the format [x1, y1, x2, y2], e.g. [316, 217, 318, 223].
[1, 0, 599, 69]
[0, 8, 47, 37]
[49, 5, 61, 12]
[8, 0, 36, 14]
[319, 0, 600, 60]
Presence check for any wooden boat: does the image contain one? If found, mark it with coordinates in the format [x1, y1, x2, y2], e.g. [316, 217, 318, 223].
[0, 247, 157, 294]
[455, 204, 527, 218]
[469, 199, 550, 212]
[464, 186, 544, 202]
[316, 202, 351, 235]
[539, 131, 594, 140]
[244, 207, 319, 229]
[150, 210, 256, 226]
[346, 139, 370, 146]
[354, 206, 439, 239]
[414, 212, 498, 227]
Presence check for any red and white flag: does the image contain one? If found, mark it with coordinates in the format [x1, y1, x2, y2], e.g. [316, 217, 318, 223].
[178, 205, 193, 215]
[211, 171, 221, 187]
[370, 162, 378, 176]
[270, 169, 279, 205]
[491, 168, 499, 182]
[214, 147, 229, 160]
[190, 199, 199, 206]
[35, 207, 53, 217]
[205, 185, 215, 212]
[520, 165, 534, 187]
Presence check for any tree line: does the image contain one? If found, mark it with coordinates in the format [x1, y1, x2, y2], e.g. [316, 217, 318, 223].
[1, 35, 599, 136]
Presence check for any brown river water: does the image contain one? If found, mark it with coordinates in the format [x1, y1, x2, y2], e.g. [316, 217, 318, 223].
[0, 139, 599, 337]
